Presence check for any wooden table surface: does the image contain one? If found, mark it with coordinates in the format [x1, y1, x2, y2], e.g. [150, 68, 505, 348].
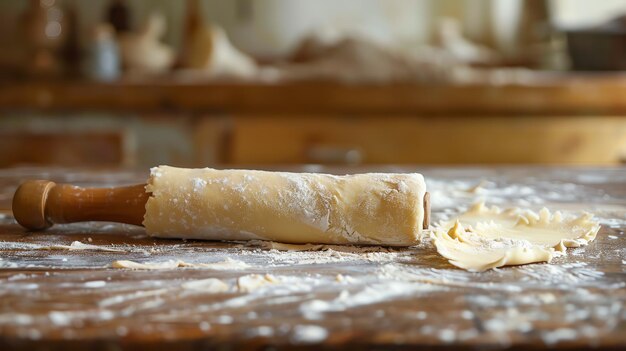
[0, 166, 624, 350]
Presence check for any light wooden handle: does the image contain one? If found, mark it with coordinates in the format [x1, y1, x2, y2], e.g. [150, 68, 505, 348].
[12, 180, 149, 230]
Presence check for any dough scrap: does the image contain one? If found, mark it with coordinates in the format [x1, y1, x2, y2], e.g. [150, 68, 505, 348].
[237, 274, 279, 293]
[431, 202, 601, 271]
[111, 258, 250, 270]
[47, 241, 126, 253]
[181, 278, 230, 293]
[144, 166, 426, 246]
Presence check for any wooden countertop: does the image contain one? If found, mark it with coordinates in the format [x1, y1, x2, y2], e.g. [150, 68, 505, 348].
[0, 166, 624, 350]
[1, 74, 626, 115]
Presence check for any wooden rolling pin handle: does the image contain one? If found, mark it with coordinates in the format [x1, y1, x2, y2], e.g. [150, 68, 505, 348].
[12, 180, 149, 230]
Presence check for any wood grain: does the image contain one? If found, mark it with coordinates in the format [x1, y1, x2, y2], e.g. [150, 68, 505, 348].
[0, 132, 128, 167]
[230, 116, 626, 165]
[0, 166, 624, 350]
[12, 182, 148, 230]
[1, 75, 626, 115]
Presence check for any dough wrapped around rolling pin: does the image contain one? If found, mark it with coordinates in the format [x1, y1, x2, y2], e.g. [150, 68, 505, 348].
[144, 166, 427, 246]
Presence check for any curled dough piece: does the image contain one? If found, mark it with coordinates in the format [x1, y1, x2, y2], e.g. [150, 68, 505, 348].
[431, 202, 601, 272]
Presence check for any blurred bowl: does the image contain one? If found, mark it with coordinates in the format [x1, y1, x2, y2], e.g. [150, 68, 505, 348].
[564, 17, 626, 71]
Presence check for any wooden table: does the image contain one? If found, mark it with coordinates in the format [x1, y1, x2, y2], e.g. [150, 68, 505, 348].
[0, 166, 624, 350]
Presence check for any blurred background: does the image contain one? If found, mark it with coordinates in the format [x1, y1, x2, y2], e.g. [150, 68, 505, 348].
[0, 0, 625, 168]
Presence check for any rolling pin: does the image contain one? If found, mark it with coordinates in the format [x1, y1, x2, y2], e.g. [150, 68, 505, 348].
[12, 166, 430, 246]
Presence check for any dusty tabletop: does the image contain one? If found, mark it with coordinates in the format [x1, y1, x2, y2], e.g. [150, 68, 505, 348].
[0, 166, 624, 350]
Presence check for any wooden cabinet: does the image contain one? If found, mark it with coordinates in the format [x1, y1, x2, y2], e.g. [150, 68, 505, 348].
[0, 131, 128, 167]
[228, 115, 626, 165]
[3, 113, 624, 167]
[0, 113, 198, 168]
[2, 80, 626, 167]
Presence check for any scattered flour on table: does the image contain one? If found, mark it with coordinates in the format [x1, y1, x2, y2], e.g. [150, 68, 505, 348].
[299, 281, 443, 320]
[290, 325, 328, 343]
[84, 280, 107, 288]
[0, 240, 133, 253]
[542, 328, 579, 345]
[181, 278, 229, 293]
[111, 257, 251, 270]
[0, 170, 623, 347]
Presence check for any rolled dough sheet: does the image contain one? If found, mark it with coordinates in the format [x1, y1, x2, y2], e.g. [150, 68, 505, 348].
[144, 166, 427, 246]
[431, 202, 601, 272]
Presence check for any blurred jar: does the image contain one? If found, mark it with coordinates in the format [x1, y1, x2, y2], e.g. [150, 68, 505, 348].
[84, 24, 120, 81]
[21, 0, 68, 76]
[106, 0, 132, 34]
[463, 0, 557, 68]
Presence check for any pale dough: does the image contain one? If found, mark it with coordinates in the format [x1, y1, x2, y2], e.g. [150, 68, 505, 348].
[246, 240, 395, 253]
[181, 278, 230, 293]
[111, 258, 250, 270]
[144, 166, 427, 246]
[237, 274, 279, 293]
[431, 202, 601, 271]
[143, 166, 600, 272]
